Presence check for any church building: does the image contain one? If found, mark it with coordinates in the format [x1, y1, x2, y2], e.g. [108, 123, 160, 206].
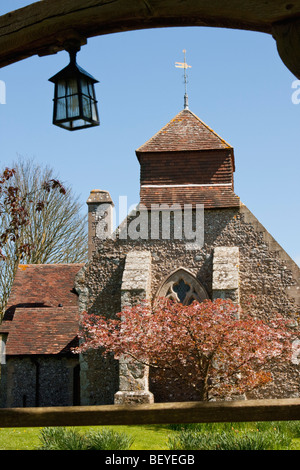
[0, 107, 299, 407]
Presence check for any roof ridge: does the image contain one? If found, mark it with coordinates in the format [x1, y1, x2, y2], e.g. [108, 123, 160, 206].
[17, 263, 84, 268]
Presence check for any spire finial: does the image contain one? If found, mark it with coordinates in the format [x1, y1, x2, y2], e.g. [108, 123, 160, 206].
[175, 49, 192, 110]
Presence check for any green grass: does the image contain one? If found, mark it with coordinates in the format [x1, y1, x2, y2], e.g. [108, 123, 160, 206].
[38, 426, 135, 450]
[0, 427, 41, 450]
[0, 422, 299, 450]
[167, 421, 300, 451]
[0, 425, 173, 450]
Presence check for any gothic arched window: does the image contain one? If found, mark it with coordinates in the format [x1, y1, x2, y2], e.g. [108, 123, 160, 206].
[156, 268, 208, 305]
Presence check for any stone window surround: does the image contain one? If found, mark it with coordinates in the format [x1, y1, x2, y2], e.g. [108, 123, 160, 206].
[156, 267, 209, 305]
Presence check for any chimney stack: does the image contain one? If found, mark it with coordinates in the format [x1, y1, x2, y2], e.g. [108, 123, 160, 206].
[86, 190, 114, 259]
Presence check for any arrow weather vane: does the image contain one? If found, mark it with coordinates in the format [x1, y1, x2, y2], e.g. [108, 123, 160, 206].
[175, 49, 192, 110]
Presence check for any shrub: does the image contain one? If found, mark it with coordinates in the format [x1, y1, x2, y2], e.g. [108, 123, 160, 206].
[38, 427, 134, 450]
[256, 421, 300, 438]
[167, 422, 239, 433]
[167, 427, 293, 450]
[84, 429, 134, 450]
[38, 427, 87, 450]
[216, 429, 292, 450]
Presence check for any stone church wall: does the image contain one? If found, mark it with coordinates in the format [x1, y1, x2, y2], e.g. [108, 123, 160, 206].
[76, 205, 299, 404]
[1, 356, 78, 407]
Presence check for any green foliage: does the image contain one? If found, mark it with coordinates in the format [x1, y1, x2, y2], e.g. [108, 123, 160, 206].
[38, 427, 134, 450]
[39, 427, 87, 450]
[83, 428, 134, 450]
[168, 428, 291, 450]
[167, 421, 300, 450]
[1, 422, 299, 451]
[256, 420, 300, 438]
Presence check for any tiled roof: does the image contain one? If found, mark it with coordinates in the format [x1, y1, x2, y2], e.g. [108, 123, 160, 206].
[139, 150, 234, 186]
[2, 307, 79, 355]
[5, 264, 83, 314]
[136, 109, 232, 154]
[140, 185, 240, 209]
[136, 108, 238, 209]
[1, 263, 83, 355]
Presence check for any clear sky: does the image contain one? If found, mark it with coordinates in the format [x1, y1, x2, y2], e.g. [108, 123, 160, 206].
[0, 1, 299, 265]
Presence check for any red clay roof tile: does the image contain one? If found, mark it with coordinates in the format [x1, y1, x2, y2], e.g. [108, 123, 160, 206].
[3, 307, 79, 355]
[1, 263, 83, 355]
[136, 109, 238, 208]
[136, 109, 232, 154]
[140, 185, 240, 209]
[5, 263, 83, 312]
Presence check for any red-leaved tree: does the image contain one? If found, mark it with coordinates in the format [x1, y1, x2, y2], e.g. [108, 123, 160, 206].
[0, 167, 66, 260]
[75, 298, 296, 401]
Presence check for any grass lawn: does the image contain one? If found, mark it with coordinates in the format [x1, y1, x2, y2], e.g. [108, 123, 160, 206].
[0, 425, 174, 450]
[0, 427, 41, 450]
[0, 423, 299, 450]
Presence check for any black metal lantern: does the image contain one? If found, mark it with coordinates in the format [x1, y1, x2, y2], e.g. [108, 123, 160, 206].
[49, 40, 99, 131]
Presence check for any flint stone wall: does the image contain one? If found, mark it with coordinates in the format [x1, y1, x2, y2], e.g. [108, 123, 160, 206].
[76, 205, 299, 405]
[1, 356, 78, 408]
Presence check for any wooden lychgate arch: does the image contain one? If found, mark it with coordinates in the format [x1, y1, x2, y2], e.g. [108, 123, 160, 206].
[0, 0, 300, 78]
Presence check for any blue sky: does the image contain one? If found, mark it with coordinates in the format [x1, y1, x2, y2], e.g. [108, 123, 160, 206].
[0, 1, 299, 264]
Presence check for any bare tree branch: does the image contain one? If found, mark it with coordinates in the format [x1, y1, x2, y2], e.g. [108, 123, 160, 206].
[0, 158, 87, 319]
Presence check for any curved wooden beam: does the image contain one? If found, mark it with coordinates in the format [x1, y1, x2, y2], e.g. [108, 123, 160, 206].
[272, 17, 300, 79]
[0, 0, 300, 77]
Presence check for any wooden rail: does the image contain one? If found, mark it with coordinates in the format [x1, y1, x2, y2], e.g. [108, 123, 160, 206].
[0, 398, 299, 428]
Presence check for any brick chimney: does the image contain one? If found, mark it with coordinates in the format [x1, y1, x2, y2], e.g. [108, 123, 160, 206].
[86, 189, 114, 259]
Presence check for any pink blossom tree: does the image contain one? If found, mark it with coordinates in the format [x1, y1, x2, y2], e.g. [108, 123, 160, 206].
[75, 298, 297, 401]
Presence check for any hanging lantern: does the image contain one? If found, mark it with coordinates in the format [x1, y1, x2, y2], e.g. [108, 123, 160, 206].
[49, 40, 100, 131]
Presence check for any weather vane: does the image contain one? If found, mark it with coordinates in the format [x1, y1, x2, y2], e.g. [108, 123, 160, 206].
[175, 49, 192, 110]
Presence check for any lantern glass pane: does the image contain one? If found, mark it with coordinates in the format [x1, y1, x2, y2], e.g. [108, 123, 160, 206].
[88, 83, 95, 99]
[57, 81, 66, 98]
[66, 78, 78, 96]
[80, 78, 89, 97]
[66, 94, 80, 118]
[56, 97, 67, 120]
[63, 121, 72, 129]
[91, 101, 98, 121]
[82, 95, 92, 119]
[73, 119, 89, 129]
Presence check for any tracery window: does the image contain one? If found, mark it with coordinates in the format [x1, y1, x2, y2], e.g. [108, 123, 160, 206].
[157, 268, 208, 305]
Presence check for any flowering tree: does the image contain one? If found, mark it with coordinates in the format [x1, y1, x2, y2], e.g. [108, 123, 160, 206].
[76, 298, 296, 401]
